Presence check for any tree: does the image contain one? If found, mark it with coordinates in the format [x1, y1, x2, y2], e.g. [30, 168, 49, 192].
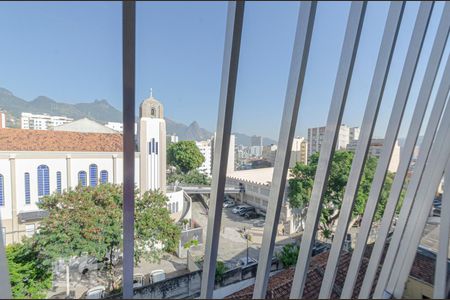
[34, 184, 181, 289]
[167, 169, 211, 186]
[215, 261, 228, 283]
[288, 150, 395, 236]
[6, 238, 52, 299]
[276, 243, 300, 268]
[168, 141, 205, 174]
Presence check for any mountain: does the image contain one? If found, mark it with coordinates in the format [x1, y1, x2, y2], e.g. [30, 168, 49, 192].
[0, 87, 276, 145]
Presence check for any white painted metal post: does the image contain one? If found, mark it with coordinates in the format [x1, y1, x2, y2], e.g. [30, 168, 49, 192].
[200, 2, 244, 298]
[434, 162, 450, 299]
[321, 3, 405, 298]
[251, 2, 317, 298]
[389, 115, 450, 297]
[289, 2, 367, 298]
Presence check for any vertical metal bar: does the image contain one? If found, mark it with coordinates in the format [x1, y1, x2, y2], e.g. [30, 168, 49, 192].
[361, 2, 450, 298]
[434, 163, 450, 299]
[289, 2, 367, 298]
[251, 2, 317, 298]
[122, 1, 136, 298]
[322, 2, 405, 298]
[200, 2, 244, 298]
[389, 103, 450, 298]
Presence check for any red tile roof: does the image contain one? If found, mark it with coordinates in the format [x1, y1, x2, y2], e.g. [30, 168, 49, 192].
[0, 128, 122, 152]
[227, 244, 437, 299]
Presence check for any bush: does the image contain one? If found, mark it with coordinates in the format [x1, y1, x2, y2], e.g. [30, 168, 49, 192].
[277, 243, 300, 268]
[215, 261, 228, 283]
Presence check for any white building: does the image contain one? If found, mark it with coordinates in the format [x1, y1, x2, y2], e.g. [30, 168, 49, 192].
[308, 125, 354, 157]
[0, 111, 5, 129]
[195, 140, 212, 177]
[167, 134, 179, 144]
[346, 138, 401, 173]
[20, 112, 73, 130]
[250, 145, 263, 157]
[0, 96, 186, 245]
[263, 137, 308, 167]
[226, 167, 301, 234]
[211, 134, 235, 174]
[350, 127, 360, 142]
[105, 121, 138, 135]
[53, 118, 117, 134]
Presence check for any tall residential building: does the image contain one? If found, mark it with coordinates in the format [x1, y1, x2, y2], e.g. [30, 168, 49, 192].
[211, 133, 235, 174]
[0, 111, 5, 129]
[250, 135, 263, 158]
[349, 127, 360, 142]
[195, 140, 212, 177]
[20, 112, 73, 130]
[346, 138, 400, 173]
[307, 124, 352, 157]
[167, 134, 179, 144]
[290, 137, 308, 166]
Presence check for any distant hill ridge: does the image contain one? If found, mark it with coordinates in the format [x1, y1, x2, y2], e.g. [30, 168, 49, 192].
[0, 87, 276, 145]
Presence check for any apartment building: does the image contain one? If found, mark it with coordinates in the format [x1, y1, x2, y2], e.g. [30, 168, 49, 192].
[20, 112, 73, 130]
[308, 125, 356, 157]
[195, 139, 212, 177]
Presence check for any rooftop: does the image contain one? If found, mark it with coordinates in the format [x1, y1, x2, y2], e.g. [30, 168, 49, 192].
[227, 167, 293, 186]
[0, 128, 122, 152]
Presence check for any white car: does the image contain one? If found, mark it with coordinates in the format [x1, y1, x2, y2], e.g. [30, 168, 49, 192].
[223, 200, 235, 208]
[232, 205, 251, 214]
[236, 257, 257, 267]
[81, 286, 106, 299]
[150, 269, 166, 283]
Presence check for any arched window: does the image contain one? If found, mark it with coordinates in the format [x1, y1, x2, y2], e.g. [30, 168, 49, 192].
[56, 171, 62, 193]
[25, 173, 30, 204]
[151, 108, 155, 116]
[78, 171, 87, 187]
[100, 170, 108, 184]
[0, 174, 4, 206]
[172, 202, 176, 213]
[89, 164, 98, 187]
[176, 202, 179, 213]
[37, 165, 50, 198]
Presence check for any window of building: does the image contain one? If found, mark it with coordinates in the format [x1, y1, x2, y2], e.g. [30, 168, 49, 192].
[0, 175, 4, 206]
[100, 170, 108, 184]
[89, 164, 98, 187]
[172, 202, 176, 213]
[78, 171, 87, 187]
[56, 171, 62, 193]
[37, 165, 50, 198]
[176, 202, 179, 213]
[25, 224, 35, 237]
[25, 173, 30, 204]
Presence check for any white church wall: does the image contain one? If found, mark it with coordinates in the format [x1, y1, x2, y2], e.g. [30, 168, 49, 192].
[0, 157, 12, 220]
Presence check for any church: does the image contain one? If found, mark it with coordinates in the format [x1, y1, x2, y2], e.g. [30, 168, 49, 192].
[0, 95, 187, 245]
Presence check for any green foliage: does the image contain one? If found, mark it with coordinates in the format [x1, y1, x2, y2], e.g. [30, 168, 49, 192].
[6, 239, 52, 299]
[288, 150, 395, 233]
[276, 243, 300, 268]
[168, 141, 205, 174]
[183, 238, 199, 249]
[215, 261, 228, 283]
[167, 169, 211, 185]
[35, 184, 181, 273]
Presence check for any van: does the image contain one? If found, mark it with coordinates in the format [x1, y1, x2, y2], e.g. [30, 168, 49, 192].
[150, 269, 166, 283]
[232, 205, 251, 214]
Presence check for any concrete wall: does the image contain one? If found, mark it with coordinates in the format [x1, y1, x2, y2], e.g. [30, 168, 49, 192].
[403, 277, 434, 299]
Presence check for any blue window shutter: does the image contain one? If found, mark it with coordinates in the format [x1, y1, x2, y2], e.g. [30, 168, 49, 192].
[100, 170, 108, 184]
[56, 171, 62, 193]
[78, 171, 87, 187]
[89, 164, 98, 187]
[37, 165, 50, 197]
[156, 142, 159, 155]
[25, 173, 30, 204]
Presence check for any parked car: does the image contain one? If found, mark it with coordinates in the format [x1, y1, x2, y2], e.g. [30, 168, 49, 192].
[223, 200, 236, 208]
[133, 273, 150, 288]
[239, 206, 256, 216]
[81, 286, 106, 299]
[78, 257, 106, 275]
[236, 257, 257, 267]
[232, 205, 251, 214]
[244, 211, 259, 219]
[150, 269, 166, 283]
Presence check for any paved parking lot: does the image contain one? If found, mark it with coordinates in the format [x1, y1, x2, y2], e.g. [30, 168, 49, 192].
[191, 195, 295, 268]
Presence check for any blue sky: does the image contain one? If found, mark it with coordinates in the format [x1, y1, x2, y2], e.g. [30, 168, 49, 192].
[0, 1, 448, 141]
